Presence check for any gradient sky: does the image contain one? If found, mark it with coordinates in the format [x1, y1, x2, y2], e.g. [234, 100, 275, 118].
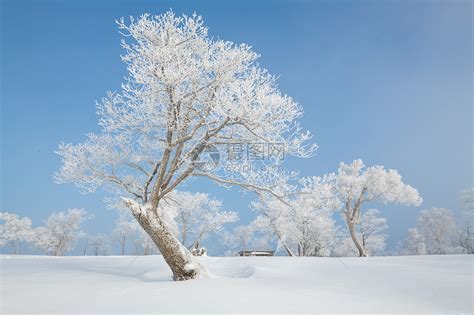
[1, 0, 472, 255]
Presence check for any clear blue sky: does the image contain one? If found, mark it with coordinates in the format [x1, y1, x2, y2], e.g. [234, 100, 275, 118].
[1, 0, 472, 254]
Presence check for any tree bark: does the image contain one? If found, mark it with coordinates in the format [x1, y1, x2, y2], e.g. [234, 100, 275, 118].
[346, 218, 368, 257]
[124, 199, 202, 281]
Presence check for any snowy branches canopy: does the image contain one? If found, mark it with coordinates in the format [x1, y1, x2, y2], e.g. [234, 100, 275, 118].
[330, 159, 421, 257]
[251, 178, 339, 257]
[113, 211, 140, 255]
[459, 188, 474, 253]
[55, 12, 315, 203]
[88, 234, 111, 256]
[161, 191, 238, 249]
[0, 212, 34, 254]
[401, 206, 470, 255]
[248, 159, 421, 257]
[417, 208, 457, 255]
[55, 11, 315, 280]
[34, 209, 91, 256]
[224, 218, 274, 255]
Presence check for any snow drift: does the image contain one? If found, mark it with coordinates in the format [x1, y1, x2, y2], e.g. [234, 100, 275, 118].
[1, 255, 472, 313]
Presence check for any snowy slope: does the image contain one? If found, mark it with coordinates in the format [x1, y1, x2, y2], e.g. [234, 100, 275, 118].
[1, 255, 472, 313]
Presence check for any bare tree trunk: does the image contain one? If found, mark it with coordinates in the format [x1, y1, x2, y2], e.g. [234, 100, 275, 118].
[270, 220, 294, 256]
[347, 218, 368, 257]
[124, 199, 202, 281]
[11, 241, 17, 255]
[281, 242, 294, 256]
[83, 241, 88, 256]
[121, 239, 125, 255]
[181, 219, 187, 246]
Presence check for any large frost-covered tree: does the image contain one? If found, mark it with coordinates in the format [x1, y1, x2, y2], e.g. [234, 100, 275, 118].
[55, 12, 315, 280]
[0, 212, 34, 254]
[34, 209, 90, 256]
[327, 159, 422, 257]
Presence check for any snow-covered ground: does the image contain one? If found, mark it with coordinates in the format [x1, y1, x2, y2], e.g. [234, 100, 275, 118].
[1, 255, 472, 313]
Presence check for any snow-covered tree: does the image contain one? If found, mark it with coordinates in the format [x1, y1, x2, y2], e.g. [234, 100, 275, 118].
[250, 216, 276, 250]
[416, 208, 457, 255]
[326, 159, 421, 257]
[34, 209, 91, 256]
[458, 188, 473, 253]
[357, 209, 388, 255]
[135, 228, 159, 255]
[0, 212, 34, 254]
[333, 237, 359, 257]
[223, 215, 280, 256]
[88, 234, 111, 256]
[55, 11, 315, 280]
[252, 182, 339, 257]
[164, 191, 238, 250]
[223, 221, 266, 255]
[401, 228, 427, 255]
[460, 188, 474, 213]
[250, 197, 296, 256]
[334, 210, 387, 257]
[226, 225, 254, 254]
[113, 212, 139, 255]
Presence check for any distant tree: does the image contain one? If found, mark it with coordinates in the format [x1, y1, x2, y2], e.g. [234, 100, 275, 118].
[252, 181, 339, 257]
[460, 188, 474, 212]
[250, 216, 275, 250]
[0, 212, 34, 254]
[401, 228, 427, 255]
[34, 209, 91, 256]
[458, 188, 473, 253]
[82, 236, 89, 255]
[333, 237, 359, 257]
[164, 191, 238, 250]
[250, 197, 297, 256]
[113, 213, 139, 255]
[225, 224, 257, 254]
[416, 208, 457, 255]
[55, 11, 315, 280]
[224, 217, 275, 255]
[326, 159, 422, 257]
[88, 234, 111, 256]
[134, 228, 159, 255]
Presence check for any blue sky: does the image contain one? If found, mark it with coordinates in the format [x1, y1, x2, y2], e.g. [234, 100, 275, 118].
[1, 0, 472, 254]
